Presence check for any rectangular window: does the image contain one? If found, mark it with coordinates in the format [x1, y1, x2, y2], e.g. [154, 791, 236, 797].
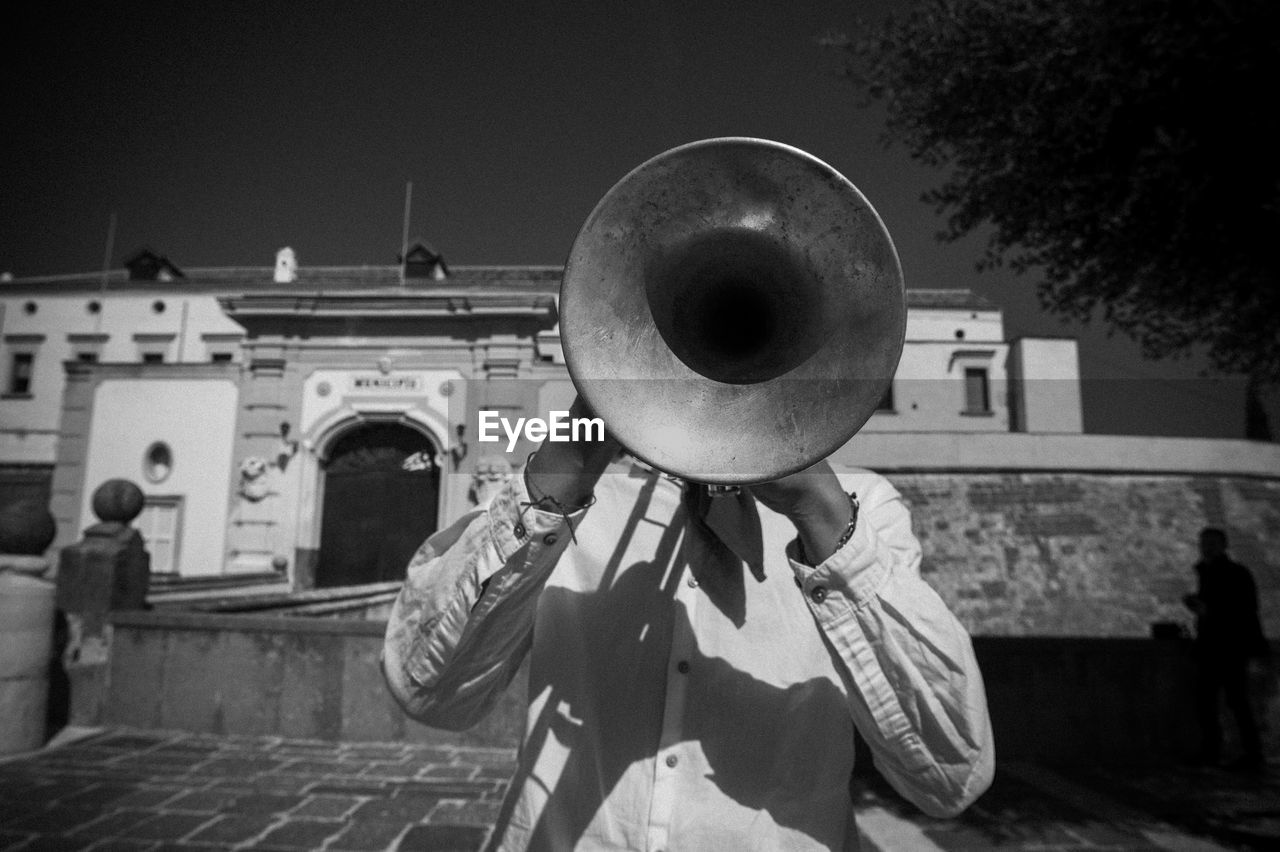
[8, 352, 34, 395]
[134, 333, 174, 364]
[964, 367, 990, 413]
[68, 333, 107, 364]
[137, 496, 183, 574]
[202, 333, 242, 363]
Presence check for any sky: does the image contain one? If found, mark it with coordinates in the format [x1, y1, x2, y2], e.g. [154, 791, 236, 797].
[0, 0, 1268, 439]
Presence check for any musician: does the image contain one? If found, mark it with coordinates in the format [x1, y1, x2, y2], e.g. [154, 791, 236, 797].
[382, 397, 995, 851]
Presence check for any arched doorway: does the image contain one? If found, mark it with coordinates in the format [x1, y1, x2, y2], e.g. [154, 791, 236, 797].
[316, 422, 440, 588]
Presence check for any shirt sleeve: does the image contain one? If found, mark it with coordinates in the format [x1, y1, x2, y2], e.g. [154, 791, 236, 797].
[788, 471, 995, 818]
[381, 473, 584, 731]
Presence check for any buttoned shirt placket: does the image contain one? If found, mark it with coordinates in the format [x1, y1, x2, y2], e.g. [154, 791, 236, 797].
[644, 553, 700, 852]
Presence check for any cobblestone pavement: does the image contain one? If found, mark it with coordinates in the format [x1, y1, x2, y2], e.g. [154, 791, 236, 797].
[851, 761, 1278, 851]
[0, 728, 1276, 851]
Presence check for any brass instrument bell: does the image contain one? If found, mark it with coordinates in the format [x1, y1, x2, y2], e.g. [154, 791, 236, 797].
[560, 137, 905, 485]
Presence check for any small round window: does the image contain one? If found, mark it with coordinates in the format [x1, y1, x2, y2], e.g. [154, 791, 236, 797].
[144, 441, 173, 483]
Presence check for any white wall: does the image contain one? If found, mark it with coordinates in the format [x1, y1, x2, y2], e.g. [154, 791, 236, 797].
[0, 293, 244, 463]
[1009, 338, 1084, 433]
[79, 379, 238, 577]
[905, 307, 1004, 342]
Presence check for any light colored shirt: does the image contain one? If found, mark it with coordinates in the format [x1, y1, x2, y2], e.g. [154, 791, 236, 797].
[383, 462, 994, 851]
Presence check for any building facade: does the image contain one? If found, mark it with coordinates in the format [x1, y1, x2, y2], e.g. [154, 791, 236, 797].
[3, 245, 1084, 589]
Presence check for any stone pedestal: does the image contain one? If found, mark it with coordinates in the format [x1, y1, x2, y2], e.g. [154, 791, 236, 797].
[56, 479, 150, 726]
[0, 499, 58, 754]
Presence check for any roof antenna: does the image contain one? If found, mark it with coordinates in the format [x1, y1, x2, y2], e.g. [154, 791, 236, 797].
[100, 211, 117, 291]
[98, 211, 116, 332]
[400, 181, 412, 286]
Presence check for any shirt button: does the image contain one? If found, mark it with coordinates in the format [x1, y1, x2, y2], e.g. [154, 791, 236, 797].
[677, 660, 690, 674]
[513, 523, 526, 539]
[665, 755, 678, 768]
[543, 533, 557, 546]
[687, 575, 699, 588]
[810, 586, 828, 604]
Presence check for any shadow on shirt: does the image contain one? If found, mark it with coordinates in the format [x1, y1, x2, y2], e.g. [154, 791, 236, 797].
[486, 481, 854, 850]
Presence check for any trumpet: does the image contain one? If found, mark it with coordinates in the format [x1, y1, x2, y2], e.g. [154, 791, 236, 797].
[559, 138, 905, 485]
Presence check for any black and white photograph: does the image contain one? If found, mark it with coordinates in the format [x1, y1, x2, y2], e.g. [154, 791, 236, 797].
[0, 1, 1276, 850]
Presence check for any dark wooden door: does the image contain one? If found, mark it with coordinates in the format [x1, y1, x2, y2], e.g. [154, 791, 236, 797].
[316, 424, 439, 588]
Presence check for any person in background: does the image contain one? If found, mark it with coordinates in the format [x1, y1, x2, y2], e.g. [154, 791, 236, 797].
[1184, 527, 1268, 772]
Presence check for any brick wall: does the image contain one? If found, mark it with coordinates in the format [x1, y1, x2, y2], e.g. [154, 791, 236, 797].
[889, 472, 1280, 638]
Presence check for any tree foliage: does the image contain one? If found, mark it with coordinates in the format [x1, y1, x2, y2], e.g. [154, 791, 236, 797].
[838, 0, 1280, 381]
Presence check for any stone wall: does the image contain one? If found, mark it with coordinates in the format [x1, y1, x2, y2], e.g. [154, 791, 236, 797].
[106, 610, 526, 748]
[106, 608, 1272, 763]
[887, 471, 1280, 638]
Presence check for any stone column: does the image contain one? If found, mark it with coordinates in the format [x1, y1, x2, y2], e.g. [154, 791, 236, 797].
[0, 499, 58, 754]
[56, 479, 150, 726]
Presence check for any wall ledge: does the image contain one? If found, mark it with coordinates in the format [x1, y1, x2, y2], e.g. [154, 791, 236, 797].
[837, 432, 1280, 478]
[110, 608, 388, 637]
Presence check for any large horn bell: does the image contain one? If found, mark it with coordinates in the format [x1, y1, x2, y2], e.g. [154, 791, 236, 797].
[560, 137, 905, 484]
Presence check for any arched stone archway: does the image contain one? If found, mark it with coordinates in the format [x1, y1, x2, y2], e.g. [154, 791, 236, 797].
[316, 421, 440, 588]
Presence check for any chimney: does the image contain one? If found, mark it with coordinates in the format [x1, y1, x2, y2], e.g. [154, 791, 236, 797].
[275, 247, 298, 284]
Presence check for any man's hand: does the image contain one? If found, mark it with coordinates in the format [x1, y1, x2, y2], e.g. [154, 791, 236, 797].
[524, 395, 622, 508]
[749, 461, 854, 565]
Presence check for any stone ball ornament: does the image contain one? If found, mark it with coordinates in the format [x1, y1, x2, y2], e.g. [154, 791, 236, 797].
[91, 479, 145, 524]
[0, 499, 57, 555]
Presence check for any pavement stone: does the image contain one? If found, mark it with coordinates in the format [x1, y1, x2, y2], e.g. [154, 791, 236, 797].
[348, 795, 438, 824]
[254, 819, 346, 850]
[120, 812, 219, 842]
[287, 797, 362, 821]
[324, 820, 407, 851]
[303, 782, 388, 798]
[76, 809, 156, 838]
[2, 727, 1278, 851]
[396, 825, 486, 851]
[4, 804, 103, 836]
[84, 840, 157, 851]
[226, 796, 309, 818]
[428, 801, 502, 828]
[164, 791, 244, 814]
[185, 814, 280, 845]
[112, 789, 184, 810]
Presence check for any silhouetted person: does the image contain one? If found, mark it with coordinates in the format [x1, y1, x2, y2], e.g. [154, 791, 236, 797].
[1183, 527, 1267, 771]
